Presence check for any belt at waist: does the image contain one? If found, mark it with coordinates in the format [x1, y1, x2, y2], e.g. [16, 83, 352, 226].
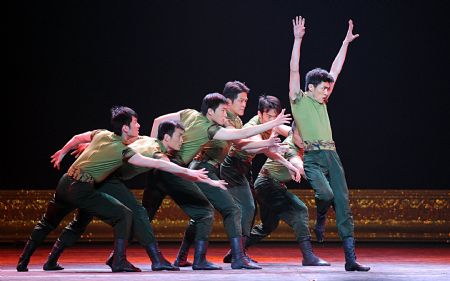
[258, 168, 287, 188]
[67, 166, 95, 184]
[303, 140, 336, 151]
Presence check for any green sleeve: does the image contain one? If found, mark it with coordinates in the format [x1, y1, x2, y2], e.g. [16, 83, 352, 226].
[122, 148, 137, 161]
[207, 124, 223, 140]
[290, 90, 305, 105]
[283, 136, 301, 160]
[90, 129, 105, 140]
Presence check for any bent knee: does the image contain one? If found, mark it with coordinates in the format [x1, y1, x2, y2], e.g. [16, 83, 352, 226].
[318, 191, 334, 203]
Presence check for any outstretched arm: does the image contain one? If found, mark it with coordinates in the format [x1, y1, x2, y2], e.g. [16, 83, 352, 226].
[328, 19, 359, 97]
[128, 153, 227, 189]
[233, 133, 281, 151]
[213, 109, 291, 141]
[51, 131, 93, 170]
[264, 150, 302, 182]
[273, 125, 291, 138]
[150, 111, 182, 138]
[289, 16, 306, 101]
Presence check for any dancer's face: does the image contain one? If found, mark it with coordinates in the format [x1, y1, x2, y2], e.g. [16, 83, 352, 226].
[258, 109, 279, 124]
[166, 128, 184, 151]
[228, 92, 248, 117]
[124, 116, 140, 137]
[208, 103, 228, 125]
[309, 82, 331, 104]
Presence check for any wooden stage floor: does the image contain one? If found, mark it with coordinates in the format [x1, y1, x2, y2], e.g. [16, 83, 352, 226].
[1, 242, 449, 281]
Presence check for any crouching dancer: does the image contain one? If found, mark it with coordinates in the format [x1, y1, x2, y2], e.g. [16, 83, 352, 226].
[17, 106, 210, 272]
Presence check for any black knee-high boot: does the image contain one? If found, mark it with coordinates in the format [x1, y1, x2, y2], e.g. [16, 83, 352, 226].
[17, 240, 37, 272]
[299, 238, 330, 266]
[146, 242, 179, 271]
[223, 236, 258, 264]
[192, 240, 222, 270]
[110, 239, 141, 272]
[230, 237, 261, 269]
[174, 225, 195, 267]
[343, 237, 370, 271]
[314, 200, 333, 243]
[43, 239, 65, 270]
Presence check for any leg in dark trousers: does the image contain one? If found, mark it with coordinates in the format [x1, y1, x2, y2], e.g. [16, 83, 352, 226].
[18, 174, 134, 272]
[142, 170, 219, 270]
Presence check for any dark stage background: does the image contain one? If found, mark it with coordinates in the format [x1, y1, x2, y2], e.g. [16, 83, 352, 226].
[6, 1, 450, 189]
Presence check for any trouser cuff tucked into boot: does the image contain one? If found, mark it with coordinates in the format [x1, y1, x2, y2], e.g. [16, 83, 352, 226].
[299, 238, 330, 266]
[343, 237, 370, 272]
[174, 230, 194, 267]
[192, 240, 222, 270]
[17, 240, 38, 272]
[43, 239, 65, 271]
[146, 242, 180, 271]
[230, 237, 261, 269]
[111, 239, 141, 272]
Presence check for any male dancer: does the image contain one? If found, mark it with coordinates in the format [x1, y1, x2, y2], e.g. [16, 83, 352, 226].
[218, 86, 295, 263]
[244, 122, 329, 266]
[289, 16, 370, 271]
[147, 92, 291, 270]
[16, 106, 208, 272]
[41, 120, 225, 271]
[172, 83, 294, 269]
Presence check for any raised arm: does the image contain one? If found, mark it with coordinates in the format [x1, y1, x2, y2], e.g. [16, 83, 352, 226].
[328, 19, 359, 97]
[51, 131, 93, 170]
[289, 16, 306, 101]
[213, 109, 291, 141]
[150, 111, 182, 138]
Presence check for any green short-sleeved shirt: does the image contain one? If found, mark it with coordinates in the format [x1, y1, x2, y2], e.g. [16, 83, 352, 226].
[290, 90, 333, 145]
[175, 109, 222, 166]
[195, 111, 243, 165]
[259, 134, 302, 183]
[114, 136, 167, 180]
[68, 130, 136, 183]
[228, 115, 272, 162]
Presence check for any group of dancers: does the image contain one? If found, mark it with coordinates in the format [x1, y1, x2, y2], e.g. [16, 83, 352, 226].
[17, 16, 370, 273]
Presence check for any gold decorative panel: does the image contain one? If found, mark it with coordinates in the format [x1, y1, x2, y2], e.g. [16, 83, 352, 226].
[0, 189, 448, 243]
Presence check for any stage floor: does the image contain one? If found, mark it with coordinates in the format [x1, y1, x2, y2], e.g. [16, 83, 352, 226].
[1, 242, 449, 281]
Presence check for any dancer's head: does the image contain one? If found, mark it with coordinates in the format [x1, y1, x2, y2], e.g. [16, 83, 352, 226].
[257, 95, 281, 124]
[223, 81, 250, 117]
[157, 120, 185, 151]
[305, 68, 335, 104]
[110, 106, 140, 137]
[201, 93, 228, 125]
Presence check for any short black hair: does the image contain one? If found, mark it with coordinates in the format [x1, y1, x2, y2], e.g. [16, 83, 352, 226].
[157, 120, 185, 141]
[258, 95, 281, 114]
[305, 68, 335, 91]
[223, 81, 250, 101]
[201, 93, 228, 115]
[110, 106, 138, 135]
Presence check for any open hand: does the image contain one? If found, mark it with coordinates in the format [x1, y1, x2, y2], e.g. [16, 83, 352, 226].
[344, 19, 359, 43]
[70, 143, 90, 158]
[50, 150, 66, 170]
[286, 162, 302, 182]
[274, 109, 292, 126]
[293, 16, 306, 39]
[186, 168, 209, 182]
[206, 179, 228, 190]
